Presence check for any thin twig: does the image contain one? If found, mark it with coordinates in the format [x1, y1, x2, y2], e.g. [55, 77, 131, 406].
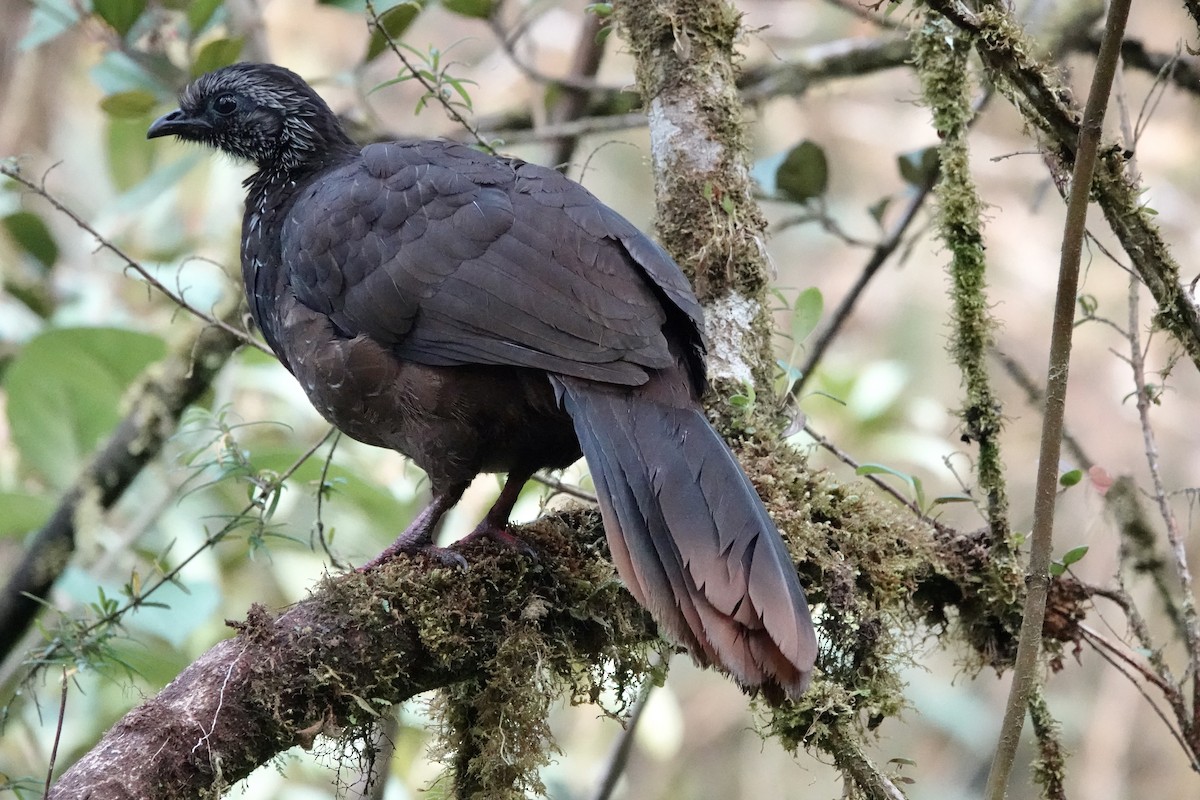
[1077, 622, 1175, 697]
[0, 162, 266, 354]
[790, 88, 991, 398]
[1111, 44, 1200, 755]
[1109, 559, 1186, 707]
[1063, 35, 1200, 101]
[992, 350, 1091, 469]
[42, 668, 69, 796]
[365, 0, 495, 154]
[477, 112, 648, 145]
[983, 0, 1133, 794]
[488, 6, 614, 96]
[314, 430, 348, 570]
[739, 34, 912, 104]
[803, 423, 957, 538]
[1126, 243, 1200, 751]
[17, 429, 338, 675]
[1114, 42, 1200, 752]
[470, 35, 914, 144]
[821, 0, 910, 29]
[790, 183, 932, 397]
[1079, 624, 1200, 770]
[531, 472, 597, 504]
[589, 678, 654, 800]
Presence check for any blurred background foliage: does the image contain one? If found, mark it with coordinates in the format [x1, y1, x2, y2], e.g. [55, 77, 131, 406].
[1, 0, 1200, 798]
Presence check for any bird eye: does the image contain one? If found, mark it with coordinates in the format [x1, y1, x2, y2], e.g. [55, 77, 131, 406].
[213, 94, 238, 115]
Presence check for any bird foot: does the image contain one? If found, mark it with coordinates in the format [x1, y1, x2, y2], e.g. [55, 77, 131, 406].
[457, 521, 538, 559]
[358, 497, 467, 571]
[359, 542, 467, 571]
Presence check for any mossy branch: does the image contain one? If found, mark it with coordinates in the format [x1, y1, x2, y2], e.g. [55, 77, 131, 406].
[613, 2, 928, 795]
[614, 0, 776, 392]
[914, 15, 1011, 548]
[924, 0, 1200, 375]
[46, 514, 656, 799]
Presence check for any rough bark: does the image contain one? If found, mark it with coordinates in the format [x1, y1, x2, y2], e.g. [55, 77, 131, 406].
[48, 514, 652, 798]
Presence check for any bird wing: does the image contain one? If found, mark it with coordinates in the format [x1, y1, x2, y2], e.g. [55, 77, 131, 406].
[281, 139, 705, 386]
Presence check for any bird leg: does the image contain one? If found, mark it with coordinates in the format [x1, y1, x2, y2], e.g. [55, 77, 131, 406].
[359, 488, 467, 570]
[455, 469, 538, 557]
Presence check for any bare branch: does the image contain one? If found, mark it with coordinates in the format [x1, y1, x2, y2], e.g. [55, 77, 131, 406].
[1126, 234, 1200, 752]
[0, 161, 266, 354]
[984, 0, 1133, 793]
[589, 678, 653, 800]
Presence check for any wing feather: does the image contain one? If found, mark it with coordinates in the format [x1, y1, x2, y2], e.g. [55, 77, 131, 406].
[281, 139, 704, 385]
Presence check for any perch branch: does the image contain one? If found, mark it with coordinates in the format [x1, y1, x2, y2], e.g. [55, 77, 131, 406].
[46, 515, 653, 799]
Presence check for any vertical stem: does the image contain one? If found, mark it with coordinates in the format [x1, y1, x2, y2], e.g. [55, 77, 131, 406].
[614, 0, 777, 391]
[983, 0, 1133, 795]
[914, 17, 1010, 544]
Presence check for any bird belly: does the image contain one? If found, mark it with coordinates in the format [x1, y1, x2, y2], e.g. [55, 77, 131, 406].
[275, 293, 581, 490]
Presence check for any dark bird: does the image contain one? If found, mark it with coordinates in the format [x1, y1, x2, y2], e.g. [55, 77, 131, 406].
[148, 63, 816, 698]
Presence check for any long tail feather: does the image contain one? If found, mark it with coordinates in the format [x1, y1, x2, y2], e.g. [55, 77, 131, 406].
[555, 377, 816, 698]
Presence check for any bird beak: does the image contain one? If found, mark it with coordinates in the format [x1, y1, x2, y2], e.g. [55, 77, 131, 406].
[147, 109, 211, 140]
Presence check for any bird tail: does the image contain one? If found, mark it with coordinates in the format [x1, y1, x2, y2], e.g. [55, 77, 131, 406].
[553, 377, 816, 699]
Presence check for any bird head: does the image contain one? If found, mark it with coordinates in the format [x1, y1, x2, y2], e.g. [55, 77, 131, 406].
[147, 63, 354, 171]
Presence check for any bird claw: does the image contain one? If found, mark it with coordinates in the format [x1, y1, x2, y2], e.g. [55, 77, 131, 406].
[458, 524, 538, 560]
[358, 543, 468, 571]
[359, 524, 535, 573]
[416, 545, 470, 569]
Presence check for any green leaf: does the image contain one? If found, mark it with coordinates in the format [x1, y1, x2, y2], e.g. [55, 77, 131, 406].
[191, 37, 245, 78]
[0, 492, 55, 539]
[366, 2, 424, 62]
[4, 328, 167, 488]
[897, 146, 940, 188]
[1059, 468, 1083, 487]
[247, 446, 415, 526]
[867, 195, 892, 227]
[931, 494, 974, 505]
[186, 0, 224, 35]
[58, 566, 220, 649]
[94, 0, 146, 37]
[107, 116, 156, 191]
[775, 140, 828, 203]
[1049, 561, 1066, 577]
[1061, 545, 1089, 567]
[790, 287, 823, 344]
[2, 211, 59, 269]
[100, 89, 158, 119]
[442, 0, 492, 18]
[856, 463, 925, 508]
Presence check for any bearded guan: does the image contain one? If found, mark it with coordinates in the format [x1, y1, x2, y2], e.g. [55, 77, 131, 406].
[147, 63, 816, 697]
